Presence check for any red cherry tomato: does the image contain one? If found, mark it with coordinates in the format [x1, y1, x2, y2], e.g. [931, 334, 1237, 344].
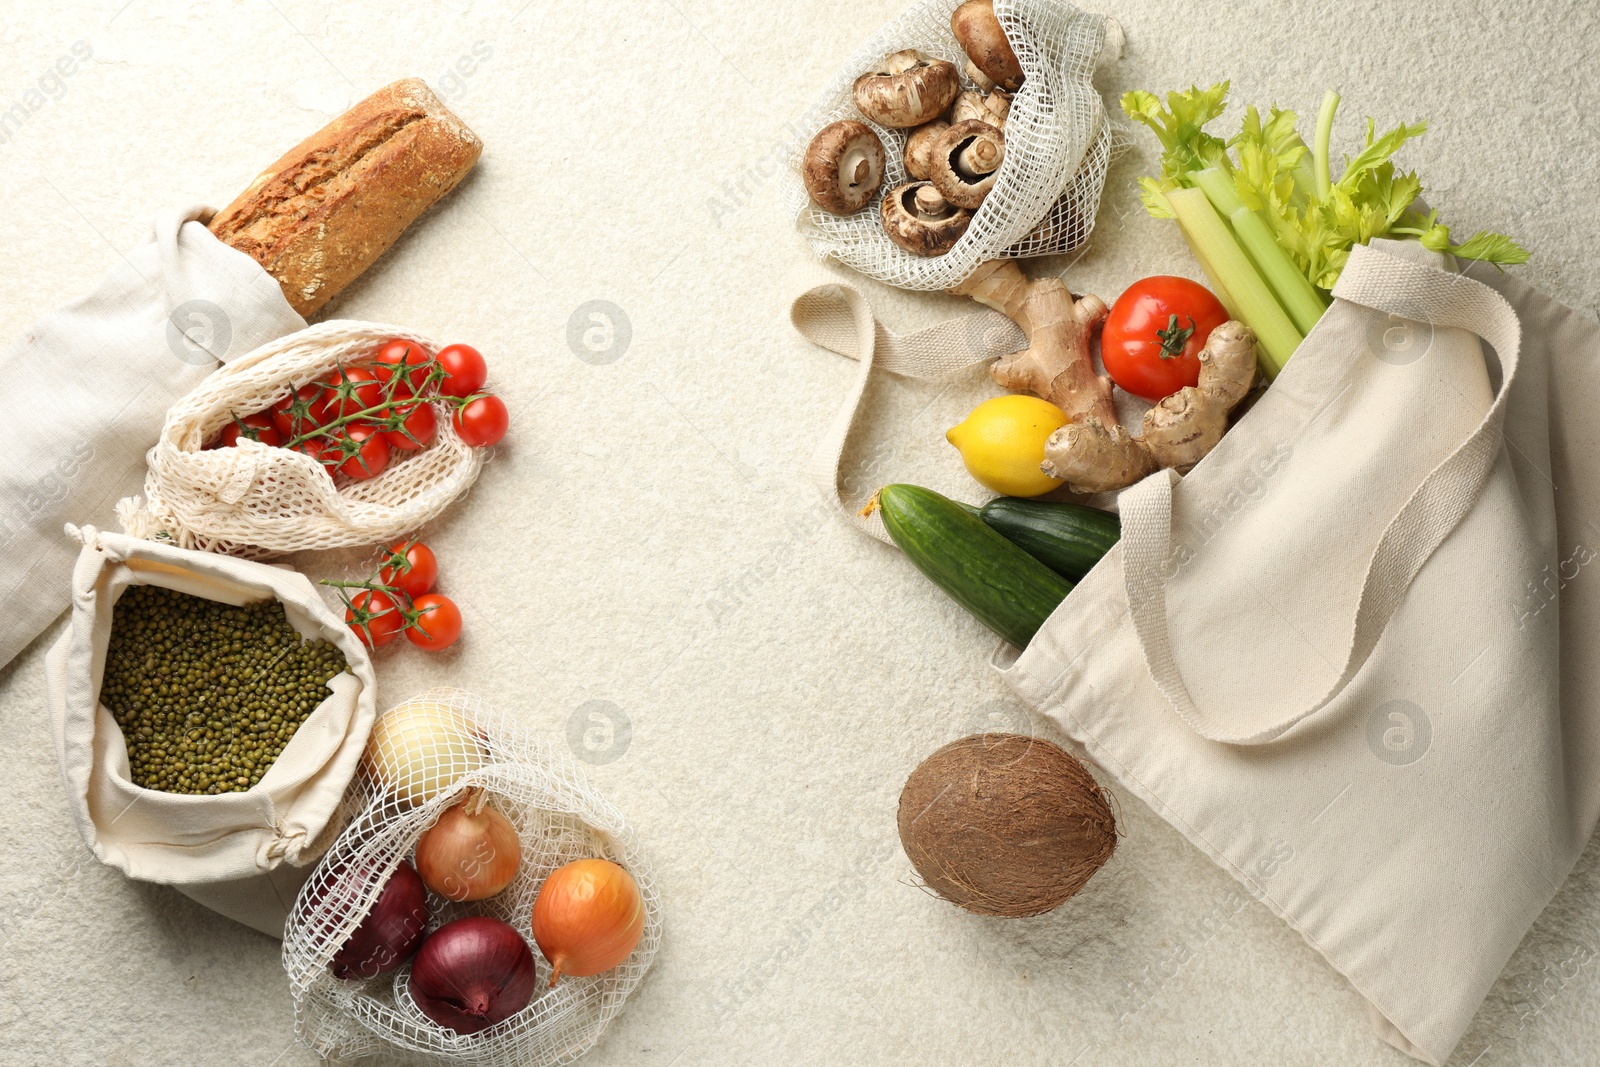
[317, 367, 385, 422]
[372, 338, 433, 393]
[406, 593, 462, 651]
[378, 540, 438, 599]
[333, 424, 391, 481]
[452, 394, 508, 447]
[291, 436, 340, 474]
[436, 343, 487, 399]
[382, 394, 437, 452]
[1101, 277, 1231, 402]
[347, 590, 404, 648]
[271, 384, 327, 439]
[219, 412, 283, 448]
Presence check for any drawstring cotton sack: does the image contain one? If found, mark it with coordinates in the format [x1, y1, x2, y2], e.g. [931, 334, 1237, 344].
[44, 525, 378, 937]
[794, 238, 1600, 1064]
[122, 320, 486, 558]
[785, 0, 1116, 291]
[282, 688, 661, 1066]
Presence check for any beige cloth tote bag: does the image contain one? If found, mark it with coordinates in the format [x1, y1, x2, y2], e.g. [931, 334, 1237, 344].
[44, 525, 377, 937]
[794, 237, 1600, 1064]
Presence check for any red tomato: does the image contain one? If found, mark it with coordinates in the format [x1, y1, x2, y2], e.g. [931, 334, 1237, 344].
[378, 540, 438, 599]
[271, 384, 327, 439]
[452, 394, 508, 447]
[372, 338, 434, 392]
[347, 590, 404, 648]
[332, 424, 391, 480]
[219, 412, 283, 448]
[436, 343, 487, 399]
[383, 394, 437, 452]
[406, 593, 462, 651]
[1101, 277, 1231, 402]
[291, 436, 340, 474]
[317, 367, 385, 422]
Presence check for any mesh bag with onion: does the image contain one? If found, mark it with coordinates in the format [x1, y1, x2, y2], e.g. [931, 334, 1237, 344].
[281, 688, 661, 1066]
[118, 321, 485, 559]
[784, 0, 1114, 291]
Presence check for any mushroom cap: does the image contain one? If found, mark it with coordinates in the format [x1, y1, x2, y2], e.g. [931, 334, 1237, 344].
[853, 50, 961, 128]
[802, 120, 886, 214]
[928, 119, 1005, 210]
[880, 180, 972, 257]
[903, 120, 950, 181]
[951, 0, 1024, 92]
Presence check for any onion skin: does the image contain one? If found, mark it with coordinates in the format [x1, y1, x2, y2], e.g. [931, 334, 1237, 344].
[408, 917, 537, 1034]
[532, 859, 645, 986]
[415, 791, 522, 902]
[329, 861, 430, 981]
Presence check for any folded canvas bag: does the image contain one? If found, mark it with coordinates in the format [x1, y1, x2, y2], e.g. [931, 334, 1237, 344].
[794, 238, 1600, 1064]
[44, 525, 377, 937]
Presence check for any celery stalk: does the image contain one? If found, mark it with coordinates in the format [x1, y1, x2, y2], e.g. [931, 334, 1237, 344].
[1313, 90, 1341, 201]
[1191, 168, 1328, 335]
[1167, 187, 1303, 377]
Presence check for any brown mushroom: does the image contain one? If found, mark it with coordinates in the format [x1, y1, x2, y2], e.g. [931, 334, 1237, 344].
[951, 89, 1010, 129]
[802, 120, 886, 214]
[928, 119, 1005, 209]
[881, 181, 972, 256]
[904, 120, 950, 181]
[951, 0, 1024, 92]
[853, 50, 961, 128]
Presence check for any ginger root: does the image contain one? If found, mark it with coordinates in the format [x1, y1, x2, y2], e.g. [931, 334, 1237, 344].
[949, 260, 1258, 494]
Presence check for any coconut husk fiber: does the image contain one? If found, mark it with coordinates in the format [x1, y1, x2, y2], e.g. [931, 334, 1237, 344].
[897, 733, 1117, 917]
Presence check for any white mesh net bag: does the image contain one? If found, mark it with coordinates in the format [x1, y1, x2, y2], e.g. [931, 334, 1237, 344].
[120, 321, 486, 558]
[283, 688, 661, 1066]
[784, 0, 1114, 290]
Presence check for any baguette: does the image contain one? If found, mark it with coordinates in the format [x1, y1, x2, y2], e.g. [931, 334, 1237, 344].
[208, 78, 482, 318]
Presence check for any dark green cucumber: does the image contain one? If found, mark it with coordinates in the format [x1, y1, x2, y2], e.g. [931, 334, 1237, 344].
[878, 484, 1072, 649]
[978, 497, 1120, 581]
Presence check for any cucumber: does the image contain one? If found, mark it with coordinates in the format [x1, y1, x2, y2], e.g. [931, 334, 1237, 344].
[878, 484, 1073, 649]
[978, 497, 1120, 581]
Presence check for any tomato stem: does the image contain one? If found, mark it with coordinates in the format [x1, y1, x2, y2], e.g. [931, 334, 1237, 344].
[1155, 314, 1196, 359]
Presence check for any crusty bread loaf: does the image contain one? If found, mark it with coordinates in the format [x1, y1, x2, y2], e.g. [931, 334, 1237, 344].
[208, 78, 482, 318]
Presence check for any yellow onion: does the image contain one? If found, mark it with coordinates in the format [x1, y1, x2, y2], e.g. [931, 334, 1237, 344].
[415, 790, 522, 902]
[362, 698, 485, 806]
[531, 858, 644, 986]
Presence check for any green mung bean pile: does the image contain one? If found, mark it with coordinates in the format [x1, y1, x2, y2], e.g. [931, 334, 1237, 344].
[101, 585, 348, 795]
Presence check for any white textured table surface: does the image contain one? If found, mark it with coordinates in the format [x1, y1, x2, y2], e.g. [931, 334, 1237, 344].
[2, 1, 1598, 1065]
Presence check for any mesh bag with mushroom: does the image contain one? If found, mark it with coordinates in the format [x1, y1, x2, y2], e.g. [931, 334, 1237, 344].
[786, 0, 1113, 291]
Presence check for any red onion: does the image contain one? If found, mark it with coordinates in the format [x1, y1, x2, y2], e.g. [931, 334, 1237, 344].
[408, 916, 537, 1033]
[328, 860, 430, 980]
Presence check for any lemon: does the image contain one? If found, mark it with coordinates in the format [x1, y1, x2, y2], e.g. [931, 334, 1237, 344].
[946, 394, 1068, 497]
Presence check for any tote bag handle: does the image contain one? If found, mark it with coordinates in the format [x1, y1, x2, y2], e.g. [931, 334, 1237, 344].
[1119, 243, 1525, 746]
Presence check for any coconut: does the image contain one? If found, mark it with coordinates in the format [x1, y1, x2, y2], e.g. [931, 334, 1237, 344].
[897, 733, 1116, 917]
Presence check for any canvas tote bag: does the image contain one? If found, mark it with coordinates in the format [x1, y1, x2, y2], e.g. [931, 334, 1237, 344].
[792, 237, 1600, 1064]
[43, 525, 378, 938]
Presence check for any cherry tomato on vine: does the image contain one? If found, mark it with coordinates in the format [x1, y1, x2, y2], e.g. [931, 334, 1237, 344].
[1100, 277, 1230, 403]
[453, 394, 508, 447]
[316, 367, 386, 422]
[436, 343, 487, 399]
[347, 589, 404, 648]
[291, 436, 340, 473]
[333, 424, 391, 481]
[382, 393, 437, 451]
[406, 593, 462, 651]
[271, 384, 328, 438]
[372, 338, 433, 392]
[218, 412, 283, 448]
[378, 540, 438, 599]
